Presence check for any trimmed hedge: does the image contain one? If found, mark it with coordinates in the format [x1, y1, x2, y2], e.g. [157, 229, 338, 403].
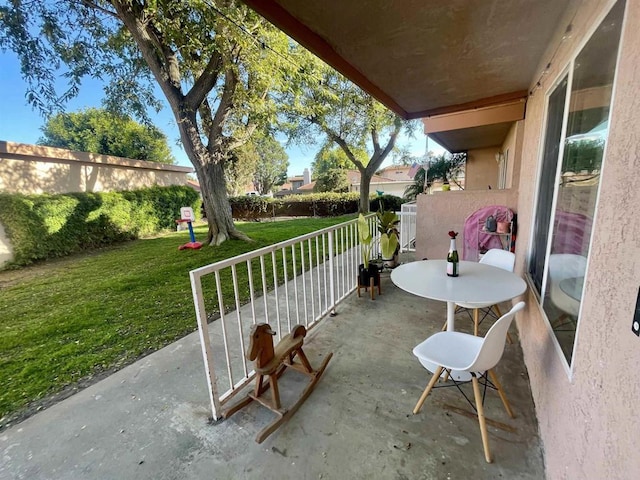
[0, 185, 200, 268]
[369, 194, 405, 213]
[230, 192, 405, 220]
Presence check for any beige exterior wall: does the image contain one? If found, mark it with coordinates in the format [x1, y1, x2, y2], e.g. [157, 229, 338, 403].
[501, 120, 524, 189]
[370, 181, 412, 198]
[464, 147, 500, 190]
[415, 188, 518, 261]
[513, 1, 640, 478]
[0, 141, 193, 195]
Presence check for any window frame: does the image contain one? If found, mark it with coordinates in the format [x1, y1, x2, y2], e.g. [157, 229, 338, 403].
[526, 0, 626, 375]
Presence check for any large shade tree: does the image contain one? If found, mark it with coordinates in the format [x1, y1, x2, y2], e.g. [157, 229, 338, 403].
[0, 0, 294, 245]
[39, 107, 175, 164]
[281, 56, 414, 213]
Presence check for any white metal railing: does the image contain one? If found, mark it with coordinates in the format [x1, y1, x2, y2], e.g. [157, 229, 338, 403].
[399, 201, 417, 252]
[189, 216, 374, 420]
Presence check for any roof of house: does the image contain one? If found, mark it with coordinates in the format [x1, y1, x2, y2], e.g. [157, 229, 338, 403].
[186, 180, 201, 191]
[376, 165, 414, 181]
[345, 169, 401, 185]
[297, 181, 316, 191]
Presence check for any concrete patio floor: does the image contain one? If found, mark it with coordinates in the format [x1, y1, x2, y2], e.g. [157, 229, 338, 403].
[0, 262, 544, 480]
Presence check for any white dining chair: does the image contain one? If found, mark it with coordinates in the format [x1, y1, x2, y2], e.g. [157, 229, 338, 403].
[548, 253, 587, 327]
[442, 249, 516, 342]
[414, 301, 525, 463]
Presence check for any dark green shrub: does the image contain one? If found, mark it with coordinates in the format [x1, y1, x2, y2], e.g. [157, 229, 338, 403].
[230, 192, 361, 219]
[370, 194, 404, 212]
[229, 196, 276, 220]
[0, 186, 200, 268]
[228, 192, 407, 219]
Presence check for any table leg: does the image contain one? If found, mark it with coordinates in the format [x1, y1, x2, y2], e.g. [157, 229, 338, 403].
[446, 302, 455, 331]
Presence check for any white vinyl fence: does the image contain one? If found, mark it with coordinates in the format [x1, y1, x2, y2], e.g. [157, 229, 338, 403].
[190, 216, 376, 420]
[399, 201, 417, 252]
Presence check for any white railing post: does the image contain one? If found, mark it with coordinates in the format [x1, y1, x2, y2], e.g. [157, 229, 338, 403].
[328, 229, 336, 315]
[190, 272, 222, 420]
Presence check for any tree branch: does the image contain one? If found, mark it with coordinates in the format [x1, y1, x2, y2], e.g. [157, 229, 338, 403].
[109, 1, 184, 109]
[80, 0, 119, 19]
[318, 123, 365, 171]
[366, 122, 401, 175]
[207, 67, 238, 152]
[371, 127, 380, 152]
[185, 53, 223, 110]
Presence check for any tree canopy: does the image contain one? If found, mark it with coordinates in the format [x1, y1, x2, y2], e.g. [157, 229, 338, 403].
[312, 144, 360, 176]
[314, 168, 349, 193]
[251, 133, 288, 195]
[279, 52, 415, 212]
[39, 108, 175, 164]
[1, 0, 297, 245]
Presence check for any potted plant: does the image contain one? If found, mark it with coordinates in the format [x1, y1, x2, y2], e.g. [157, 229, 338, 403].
[357, 214, 381, 288]
[376, 210, 400, 268]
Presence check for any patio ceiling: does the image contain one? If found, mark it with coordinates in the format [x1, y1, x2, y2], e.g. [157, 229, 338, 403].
[241, 0, 572, 149]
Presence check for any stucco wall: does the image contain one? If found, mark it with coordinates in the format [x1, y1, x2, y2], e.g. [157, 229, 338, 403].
[415, 189, 518, 261]
[515, 1, 640, 478]
[465, 147, 500, 190]
[0, 141, 193, 194]
[501, 121, 524, 189]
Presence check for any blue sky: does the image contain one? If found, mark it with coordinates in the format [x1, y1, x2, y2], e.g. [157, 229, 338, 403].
[0, 51, 437, 176]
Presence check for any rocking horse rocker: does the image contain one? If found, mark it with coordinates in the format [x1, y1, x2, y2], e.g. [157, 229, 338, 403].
[223, 323, 333, 443]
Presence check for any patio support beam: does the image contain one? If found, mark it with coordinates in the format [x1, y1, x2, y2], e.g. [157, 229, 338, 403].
[422, 99, 526, 135]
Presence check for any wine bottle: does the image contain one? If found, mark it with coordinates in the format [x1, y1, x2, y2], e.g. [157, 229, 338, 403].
[447, 237, 459, 277]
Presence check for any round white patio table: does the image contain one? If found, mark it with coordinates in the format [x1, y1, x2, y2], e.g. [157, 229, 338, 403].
[391, 259, 527, 380]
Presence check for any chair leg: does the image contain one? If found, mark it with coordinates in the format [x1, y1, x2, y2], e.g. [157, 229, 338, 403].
[471, 375, 492, 463]
[488, 369, 514, 418]
[413, 366, 443, 414]
[473, 308, 480, 336]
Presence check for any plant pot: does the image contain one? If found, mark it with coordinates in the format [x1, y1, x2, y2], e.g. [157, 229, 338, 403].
[497, 221, 510, 234]
[358, 263, 380, 287]
[382, 254, 399, 269]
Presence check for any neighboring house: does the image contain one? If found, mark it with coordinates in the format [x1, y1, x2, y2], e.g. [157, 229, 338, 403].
[295, 181, 316, 193]
[242, 0, 639, 477]
[275, 167, 313, 196]
[346, 169, 413, 198]
[376, 164, 413, 181]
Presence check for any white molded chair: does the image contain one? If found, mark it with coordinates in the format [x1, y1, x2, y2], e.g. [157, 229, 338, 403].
[414, 301, 526, 463]
[548, 253, 587, 325]
[443, 249, 517, 342]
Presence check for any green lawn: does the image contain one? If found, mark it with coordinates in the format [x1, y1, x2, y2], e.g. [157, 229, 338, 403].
[0, 216, 354, 424]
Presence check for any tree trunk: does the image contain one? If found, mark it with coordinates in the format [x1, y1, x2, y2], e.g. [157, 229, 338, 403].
[359, 169, 372, 213]
[193, 154, 251, 246]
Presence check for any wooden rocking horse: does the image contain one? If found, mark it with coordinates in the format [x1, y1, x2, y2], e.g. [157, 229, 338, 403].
[223, 323, 333, 443]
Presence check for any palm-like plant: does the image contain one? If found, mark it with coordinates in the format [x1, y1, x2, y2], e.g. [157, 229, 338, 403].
[403, 153, 467, 200]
